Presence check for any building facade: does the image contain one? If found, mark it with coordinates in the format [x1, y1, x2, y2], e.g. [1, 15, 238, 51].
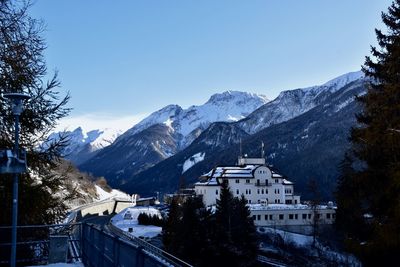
[194, 156, 335, 226]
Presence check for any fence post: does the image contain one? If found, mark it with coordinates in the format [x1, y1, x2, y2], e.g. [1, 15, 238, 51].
[136, 246, 145, 267]
[113, 235, 119, 267]
[100, 228, 105, 267]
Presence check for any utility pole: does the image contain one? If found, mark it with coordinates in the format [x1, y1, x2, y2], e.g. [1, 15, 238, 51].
[3, 93, 30, 267]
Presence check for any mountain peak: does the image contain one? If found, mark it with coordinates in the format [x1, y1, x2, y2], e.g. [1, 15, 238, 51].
[206, 90, 269, 104]
[322, 70, 364, 91]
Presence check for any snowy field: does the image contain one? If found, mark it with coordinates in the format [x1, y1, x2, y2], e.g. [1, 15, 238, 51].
[111, 206, 162, 239]
[182, 152, 205, 173]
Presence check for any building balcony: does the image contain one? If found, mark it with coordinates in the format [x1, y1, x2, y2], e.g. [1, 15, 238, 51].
[255, 183, 272, 187]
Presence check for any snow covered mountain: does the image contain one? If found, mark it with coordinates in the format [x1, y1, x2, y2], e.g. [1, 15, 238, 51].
[122, 75, 367, 199]
[79, 91, 268, 186]
[48, 127, 123, 164]
[122, 91, 269, 148]
[238, 71, 364, 134]
[77, 70, 365, 193]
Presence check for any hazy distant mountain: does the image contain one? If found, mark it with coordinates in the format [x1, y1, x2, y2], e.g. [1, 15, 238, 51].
[47, 127, 123, 165]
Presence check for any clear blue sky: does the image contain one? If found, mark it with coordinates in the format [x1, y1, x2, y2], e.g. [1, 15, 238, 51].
[30, 0, 392, 127]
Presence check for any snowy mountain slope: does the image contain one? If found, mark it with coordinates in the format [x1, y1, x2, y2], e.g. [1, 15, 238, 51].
[52, 160, 130, 209]
[48, 127, 123, 165]
[77, 71, 364, 192]
[122, 78, 366, 198]
[119, 91, 269, 148]
[121, 122, 249, 195]
[78, 91, 268, 186]
[237, 71, 364, 134]
[79, 123, 180, 186]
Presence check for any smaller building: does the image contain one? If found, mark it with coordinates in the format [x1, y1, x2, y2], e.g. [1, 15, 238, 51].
[194, 156, 335, 226]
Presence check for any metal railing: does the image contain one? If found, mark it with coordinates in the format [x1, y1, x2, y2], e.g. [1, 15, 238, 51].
[108, 223, 193, 267]
[0, 221, 193, 267]
[0, 223, 82, 266]
[82, 223, 188, 267]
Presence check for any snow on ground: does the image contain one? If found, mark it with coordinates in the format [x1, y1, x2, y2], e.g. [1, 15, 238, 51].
[111, 206, 162, 239]
[182, 152, 205, 173]
[95, 185, 131, 201]
[261, 227, 313, 247]
[260, 227, 362, 266]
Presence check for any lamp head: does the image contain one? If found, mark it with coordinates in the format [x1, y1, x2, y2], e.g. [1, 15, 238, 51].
[3, 93, 30, 116]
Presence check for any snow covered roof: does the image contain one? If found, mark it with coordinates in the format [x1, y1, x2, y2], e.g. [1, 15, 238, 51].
[201, 165, 259, 179]
[195, 177, 219, 186]
[282, 179, 293, 185]
[271, 171, 283, 178]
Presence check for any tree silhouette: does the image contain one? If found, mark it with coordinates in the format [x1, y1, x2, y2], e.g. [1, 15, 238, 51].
[336, 1, 400, 265]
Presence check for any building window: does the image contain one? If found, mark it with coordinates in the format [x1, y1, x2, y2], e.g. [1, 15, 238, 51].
[248, 199, 251, 204]
[249, 189, 251, 194]
[302, 214, 307, 219]
[275, 179, 278, 183]
[327, 213, 331, 219]
[257, 189, 260, 194]
[265, 215, 268, 220]
[308, 214, 312, 219]
[269, 215, 273, 220]
[285, 200, 292, 204]
[278, 189, 280, 194]
[216, 190, 219, 195]
[257, 215, 261, 220]
[289, 214, 294, 220]
[245, 189, 248, 194]
[279, 214, 284, 220]
[246, 179, 250, 184]
[265, 179, 268, 185]
[294, 199, 298, 204]
[236, 189, 239, 195]
[257, 179, 260, 186]
[235, 179, 240, 184]
[261, 189, 264, 194]
[266, 189, 268, 194]
[295, 214, 298, 219]
[277, 199, 280, 203]
[253, 215, 256, 220]
[258, 200, 260, 203]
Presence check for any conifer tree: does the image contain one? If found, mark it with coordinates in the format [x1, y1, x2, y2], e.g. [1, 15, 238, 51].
[0, 0, 70, 264]
[162, 198, 182, 253]
[213, 183, 258, 267]
[336, 0, 400, 264]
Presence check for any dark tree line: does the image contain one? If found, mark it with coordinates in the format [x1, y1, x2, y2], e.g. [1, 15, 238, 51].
[162, 183, 259, 267]
[137, 212, 164, 227]
[336, 0, 400, 265]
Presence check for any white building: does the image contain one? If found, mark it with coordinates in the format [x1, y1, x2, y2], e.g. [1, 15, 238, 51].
[194, 156, 335, 226]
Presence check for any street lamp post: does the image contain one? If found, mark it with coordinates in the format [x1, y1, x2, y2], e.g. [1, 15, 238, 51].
[3, 93, 30, 267]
